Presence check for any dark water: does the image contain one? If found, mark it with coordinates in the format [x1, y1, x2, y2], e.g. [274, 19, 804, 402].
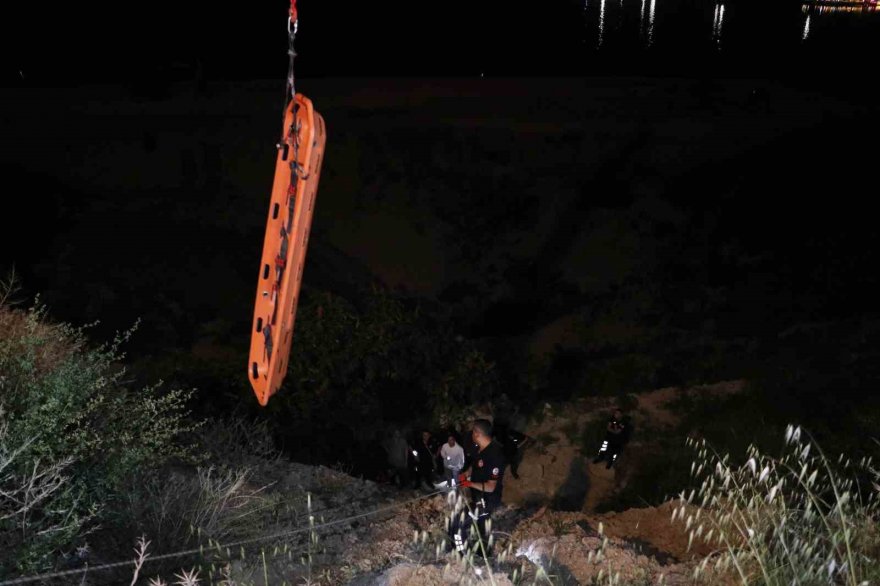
[299, 0, 880, 79]
[576, 0, 879, 54]
[8, 0, 878, 84]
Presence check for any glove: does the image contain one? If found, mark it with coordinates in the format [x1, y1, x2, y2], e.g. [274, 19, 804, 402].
[458, 473, 469, 483]
[458, 480, 473, 488]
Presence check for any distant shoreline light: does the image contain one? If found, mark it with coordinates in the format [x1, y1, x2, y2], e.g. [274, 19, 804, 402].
[802, 0, 879, 10]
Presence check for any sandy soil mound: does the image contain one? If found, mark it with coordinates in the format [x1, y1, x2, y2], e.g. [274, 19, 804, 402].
[369, 562, 514, 586]
[505, 503, 719, 585]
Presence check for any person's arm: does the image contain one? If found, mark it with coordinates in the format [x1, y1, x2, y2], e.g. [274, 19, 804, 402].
[458, 458, 472, 483]
[506, 431, 529, 451]
[450, 449, 464, 470]
[473, 462, 504, 493]
[468, 454, 503, 493]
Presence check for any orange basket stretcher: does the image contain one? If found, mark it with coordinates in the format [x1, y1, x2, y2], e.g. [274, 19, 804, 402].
[248, 94, 326, 405]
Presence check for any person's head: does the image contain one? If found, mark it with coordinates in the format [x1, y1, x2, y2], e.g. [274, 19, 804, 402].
[422, 431, 431, 444]
[447, 434, 456, 447]
[613, 409, 623, 420]
[471, 419, 493, 448]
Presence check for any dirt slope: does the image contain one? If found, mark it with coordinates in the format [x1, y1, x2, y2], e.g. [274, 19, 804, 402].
[502, 380, 745, 513]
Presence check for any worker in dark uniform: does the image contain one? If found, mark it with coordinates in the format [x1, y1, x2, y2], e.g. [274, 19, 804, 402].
[449, 419, 506, 557]
[593, 409, 626, 469]
[406, 432, 420, 487]
[414, 430, 436, 490]
[495, 422, 531, 479]
[462, 423, 480, 470]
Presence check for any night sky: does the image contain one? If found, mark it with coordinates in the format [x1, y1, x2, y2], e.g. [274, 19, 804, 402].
[2, 0, 879, 458]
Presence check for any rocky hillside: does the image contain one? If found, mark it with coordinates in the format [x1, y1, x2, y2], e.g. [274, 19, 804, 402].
[25, 376, 876, 585]
[179, 460, 711, 585]
[83, 383, 748, 585]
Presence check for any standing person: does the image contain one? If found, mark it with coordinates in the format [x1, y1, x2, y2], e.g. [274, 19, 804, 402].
[439, 434, 465, 487]
[495, 422, 532, 480]
[449, 419, 506, 557]
[593, 409, 626, 469]
[415, 430, 435, 490]
[461, 420, 480, 470]
[383, 429, 409, 488]
[406, 433, 420, 488]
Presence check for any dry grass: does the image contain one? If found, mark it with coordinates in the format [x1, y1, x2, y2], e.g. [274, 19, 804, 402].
[672, 426, 880, 585]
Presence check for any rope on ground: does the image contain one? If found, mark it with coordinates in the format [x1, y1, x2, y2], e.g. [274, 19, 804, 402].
[0, 488, 449, 585]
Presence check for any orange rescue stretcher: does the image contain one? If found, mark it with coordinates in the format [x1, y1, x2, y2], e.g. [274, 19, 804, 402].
[248, 94, 326, 405]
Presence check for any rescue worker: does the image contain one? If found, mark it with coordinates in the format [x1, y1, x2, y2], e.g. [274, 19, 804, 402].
[406, 432, 424, 488]
[462, 422, 480, 470]
[495, 422, 531, 479]
[414, 430, 435, 490]
[449, 419, 506, 557]
[439, 433, 465, 487]
[593, 408, 626, 469]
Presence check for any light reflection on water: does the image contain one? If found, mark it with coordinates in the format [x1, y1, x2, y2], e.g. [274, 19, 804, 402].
[580, 0, 878, 51]
[636, 0, 658, 46]
[713, 3, 725, 47]
[804, 3, 879, 13]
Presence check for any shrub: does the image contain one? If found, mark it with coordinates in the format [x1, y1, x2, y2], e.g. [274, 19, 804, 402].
[0, 300, 199, 572]
[0, 416, 84, 575]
